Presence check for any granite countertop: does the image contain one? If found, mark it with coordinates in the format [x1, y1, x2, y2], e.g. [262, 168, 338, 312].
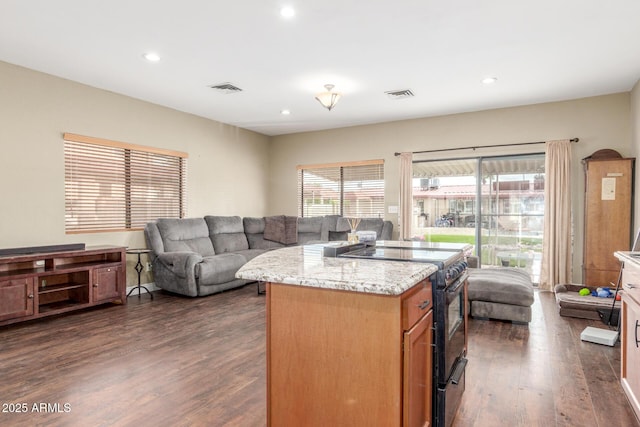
[615, 251, 640, 266]
[376, 240, 473, 253]
[235, 243, 438, 296]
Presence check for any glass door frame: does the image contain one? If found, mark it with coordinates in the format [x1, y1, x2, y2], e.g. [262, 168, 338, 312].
[412, 151, 545, 282]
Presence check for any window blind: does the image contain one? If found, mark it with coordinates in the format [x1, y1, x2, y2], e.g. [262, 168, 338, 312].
[63, 133, 187, 233]
[297, 160, 384, 218]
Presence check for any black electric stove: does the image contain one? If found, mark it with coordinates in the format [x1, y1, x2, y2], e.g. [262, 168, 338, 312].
[338, 244, 468, 427]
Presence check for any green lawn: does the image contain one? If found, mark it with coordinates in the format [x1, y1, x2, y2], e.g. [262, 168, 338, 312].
[425, 233, 542, 248]
[422, 230, 541, 275]
[425, 234, 475, 244]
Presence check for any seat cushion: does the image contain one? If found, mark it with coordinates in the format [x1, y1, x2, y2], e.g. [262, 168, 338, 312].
[205, 216, 250, 253]
[156, 218, 215, 256]
[467, 267, 534, 307]
[297, 217, 324, 244]
[243, 217, 286, 249]
[234, 248, 270, 262]
[332, 217, 385, 241]
[356, 218, 384, 237]
[196, 253, 247, 286]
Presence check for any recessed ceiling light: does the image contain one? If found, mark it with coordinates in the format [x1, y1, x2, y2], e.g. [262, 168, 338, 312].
[281, 109, 291, 115]
[481, 77, 498, 85]
[143, 52, 161, 62]
[280, 6, 295, 18]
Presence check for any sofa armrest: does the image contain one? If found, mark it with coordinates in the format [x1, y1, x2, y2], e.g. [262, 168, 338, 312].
[156, 251, 204, 279]
[144, 221, 164, 259]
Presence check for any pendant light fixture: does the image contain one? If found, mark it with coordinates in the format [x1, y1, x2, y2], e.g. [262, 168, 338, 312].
[315, 84, 342, 111]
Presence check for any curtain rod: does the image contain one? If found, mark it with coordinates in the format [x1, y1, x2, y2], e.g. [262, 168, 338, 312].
[394, 138, 579, 156]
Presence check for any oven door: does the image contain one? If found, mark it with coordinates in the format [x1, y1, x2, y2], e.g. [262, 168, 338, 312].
[435, 273, 468, 427]
[443, 273, 467, 380]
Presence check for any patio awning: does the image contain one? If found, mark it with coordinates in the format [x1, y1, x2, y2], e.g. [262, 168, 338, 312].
[412, 155, 545, 178]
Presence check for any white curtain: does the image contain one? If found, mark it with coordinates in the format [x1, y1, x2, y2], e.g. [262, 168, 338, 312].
[540, 139, 573, 291]
[399, 152, 413, 240]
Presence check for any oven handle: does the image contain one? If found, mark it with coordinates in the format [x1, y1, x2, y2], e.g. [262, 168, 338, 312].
[449, 357, 468, 385]
[447, 272, 468, 294]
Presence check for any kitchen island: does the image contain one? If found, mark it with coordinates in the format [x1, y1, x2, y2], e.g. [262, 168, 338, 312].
[236, 243, 439, 427]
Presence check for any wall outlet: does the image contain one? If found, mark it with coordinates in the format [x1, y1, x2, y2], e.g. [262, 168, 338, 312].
[146, 262, 152, 272]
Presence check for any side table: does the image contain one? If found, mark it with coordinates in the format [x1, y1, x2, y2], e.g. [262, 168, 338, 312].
[126, 248, 153, 299]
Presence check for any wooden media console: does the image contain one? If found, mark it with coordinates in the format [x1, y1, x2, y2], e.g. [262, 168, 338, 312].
[0, 245, 126, 326]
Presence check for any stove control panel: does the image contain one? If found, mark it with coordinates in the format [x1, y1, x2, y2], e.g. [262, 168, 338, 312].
[445, 261, 468, 281]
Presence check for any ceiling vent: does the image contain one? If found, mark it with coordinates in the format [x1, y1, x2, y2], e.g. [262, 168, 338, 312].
[209, 82, 243, 94]
[385, 89, 415, 99]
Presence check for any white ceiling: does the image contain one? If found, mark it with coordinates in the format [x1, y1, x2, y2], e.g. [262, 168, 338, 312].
[2, 1, 640, 136]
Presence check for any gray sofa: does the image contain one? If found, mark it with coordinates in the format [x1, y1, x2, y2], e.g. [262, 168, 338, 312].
[144, 215, 392, 297]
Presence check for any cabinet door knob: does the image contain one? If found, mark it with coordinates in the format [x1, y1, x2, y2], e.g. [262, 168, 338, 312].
[28, 294, 34, 299]
[627, 283, 637, 289]
[635, 320, 639, 348]
[93, 283, 99, 287]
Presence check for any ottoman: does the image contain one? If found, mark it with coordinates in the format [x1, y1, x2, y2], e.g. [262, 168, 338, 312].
[467, 267, 534, 323]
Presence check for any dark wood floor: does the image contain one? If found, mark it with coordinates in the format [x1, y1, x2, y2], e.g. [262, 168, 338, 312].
[454, 291, 638, 427]
[0, 284, 638, 427]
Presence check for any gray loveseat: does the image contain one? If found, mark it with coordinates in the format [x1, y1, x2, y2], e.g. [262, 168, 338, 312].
[144, 215, 392, 297]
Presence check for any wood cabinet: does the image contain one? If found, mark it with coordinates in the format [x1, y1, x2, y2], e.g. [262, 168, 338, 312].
[404, 308, 433, 427]
[0, 246, 126, 326]
[620, 258, 640, 419]
[266, 278, 433, 427]
[93, 266, 123, 302]
[583, 154, 634, 287]
[0, 278, 35, 322]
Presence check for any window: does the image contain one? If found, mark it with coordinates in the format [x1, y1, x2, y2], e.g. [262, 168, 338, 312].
[64, 133, 187, 233]
[297, 160, 384, 218]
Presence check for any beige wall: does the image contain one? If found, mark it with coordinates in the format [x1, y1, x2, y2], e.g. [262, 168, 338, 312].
[0, 61, 270, 253]
[1, 58, 635, 285]
[270, 94, 632, 282]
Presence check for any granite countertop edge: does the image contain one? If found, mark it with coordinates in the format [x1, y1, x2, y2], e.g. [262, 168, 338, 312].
[236, 245, 438, 296]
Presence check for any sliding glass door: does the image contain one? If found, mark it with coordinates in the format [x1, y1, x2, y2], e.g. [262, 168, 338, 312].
[411, 153, 545, 283]
[412, 158, 478, 245]
[478, 155, 545, 283]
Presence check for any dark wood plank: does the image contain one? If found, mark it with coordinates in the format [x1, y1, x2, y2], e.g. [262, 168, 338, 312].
[454, 291, 639, 427]
[0, 284, 638, 426]
[0, 284, 266, 427]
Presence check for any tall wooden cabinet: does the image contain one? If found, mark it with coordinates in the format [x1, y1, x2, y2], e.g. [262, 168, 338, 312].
[583, 152, 634, 287]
